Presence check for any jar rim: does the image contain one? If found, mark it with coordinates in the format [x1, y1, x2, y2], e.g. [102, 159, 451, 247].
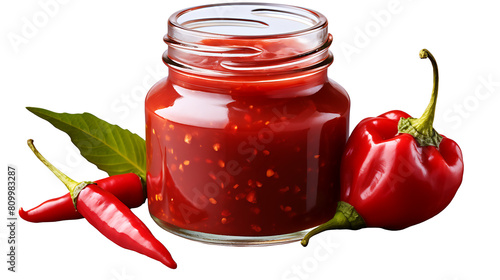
[164, 3, 332, 78]
[168, 2, 328, 39]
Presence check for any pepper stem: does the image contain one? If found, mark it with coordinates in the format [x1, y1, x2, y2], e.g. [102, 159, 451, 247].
[27, 139, 92, 207]
[301, 201, 365, 247]
[397, 49, 443, 147]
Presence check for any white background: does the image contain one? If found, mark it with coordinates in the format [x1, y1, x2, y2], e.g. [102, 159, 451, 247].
[1, 0, 500, 279]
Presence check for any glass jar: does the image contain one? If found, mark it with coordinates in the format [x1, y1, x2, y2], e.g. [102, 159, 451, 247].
[145, 3, 350, 245]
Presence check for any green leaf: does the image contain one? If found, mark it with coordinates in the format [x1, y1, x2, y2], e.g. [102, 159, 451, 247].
[26, 107, 146, 182]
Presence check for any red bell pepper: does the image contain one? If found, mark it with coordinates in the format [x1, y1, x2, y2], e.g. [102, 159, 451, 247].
[301, 49, 464, 246]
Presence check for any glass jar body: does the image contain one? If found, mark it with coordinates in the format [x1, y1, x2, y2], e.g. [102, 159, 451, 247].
[145, 69, 349, 245]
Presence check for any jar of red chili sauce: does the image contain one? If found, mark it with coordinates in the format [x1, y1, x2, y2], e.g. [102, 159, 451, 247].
[145, 3, 349, 245]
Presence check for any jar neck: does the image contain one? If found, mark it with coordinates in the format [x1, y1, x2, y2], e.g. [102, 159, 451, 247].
[163, 34, 333, 78]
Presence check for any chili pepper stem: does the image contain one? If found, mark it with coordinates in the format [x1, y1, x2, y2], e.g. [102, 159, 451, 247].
[412, 49, 439, 135]
[301, 210, 349, 247]
[27, 139, 92, 207]
[397, 49, 443, 147]
[301, 201, 365, 247]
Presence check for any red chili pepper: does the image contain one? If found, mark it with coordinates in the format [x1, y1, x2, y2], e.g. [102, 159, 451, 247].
[27, 139, 177, 269]
[301, 49, 464, 246]
[19, 173, 145, 223]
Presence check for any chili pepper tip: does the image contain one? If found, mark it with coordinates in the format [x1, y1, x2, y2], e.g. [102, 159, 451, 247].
[18, 207, 28, 221]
